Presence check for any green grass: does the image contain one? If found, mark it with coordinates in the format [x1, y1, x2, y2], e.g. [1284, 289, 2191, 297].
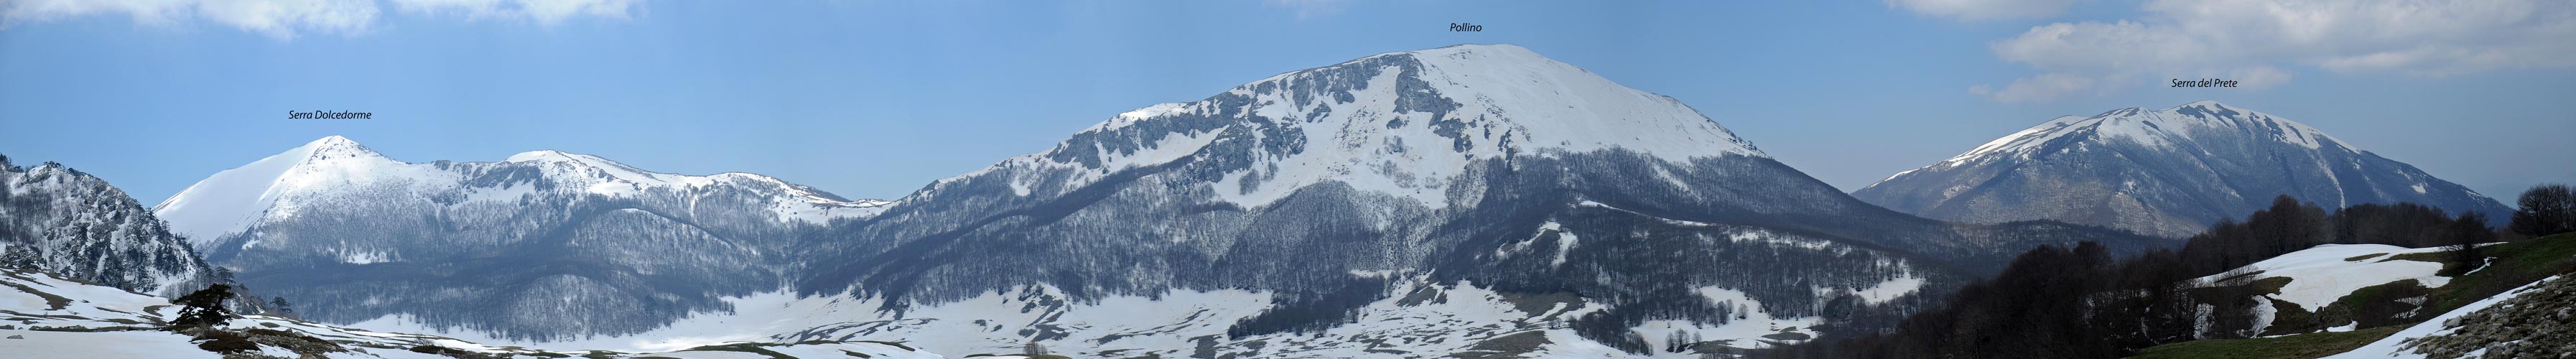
[2417, 233, 2576, 314]
[1446, 330, 1551, 359]
[2129, 327, 2402, 359]
[2248, 276, 2293, 295]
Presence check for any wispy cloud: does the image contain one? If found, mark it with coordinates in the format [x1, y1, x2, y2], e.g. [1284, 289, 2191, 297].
[1973, 0, 2576, 103]
[1887, 0, 2080, 21]
[0, 0, 637, 39]
[388, 0, 634, 26]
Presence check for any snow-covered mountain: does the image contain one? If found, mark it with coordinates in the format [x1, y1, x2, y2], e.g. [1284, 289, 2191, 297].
[779, 44, 2159, 356]
[149, 136, 890, 340]
[144, 45, 2160, 357]
[1854, 101, 2514, 238]
[0, 154, 215, 297]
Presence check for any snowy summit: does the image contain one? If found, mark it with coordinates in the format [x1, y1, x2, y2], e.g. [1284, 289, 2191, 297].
[926, 44, 1763, 209]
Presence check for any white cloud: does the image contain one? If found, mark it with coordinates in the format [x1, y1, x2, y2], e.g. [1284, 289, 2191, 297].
[1971, 73, 2096, 103]
[389, 0, 633, 26]
[1887, 0, 2078, 21]
[1975, 0, 2576, 103]
[0, 0, 635, 39]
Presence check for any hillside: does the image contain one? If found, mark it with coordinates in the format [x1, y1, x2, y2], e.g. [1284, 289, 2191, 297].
[2129, 232, 2576, 359]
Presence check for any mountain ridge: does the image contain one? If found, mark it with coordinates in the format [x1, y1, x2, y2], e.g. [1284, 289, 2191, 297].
[148, 136, 895, 340]
[1854, 101, 2513, 238]
[782, 43, 2158, 355]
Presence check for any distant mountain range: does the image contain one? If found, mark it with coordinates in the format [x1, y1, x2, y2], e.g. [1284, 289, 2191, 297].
[1854, 101, 2514, 238]
[107, 45, 2157, 357]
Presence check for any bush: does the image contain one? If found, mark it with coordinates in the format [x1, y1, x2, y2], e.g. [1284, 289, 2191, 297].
[407, 345, 509, 359]
[243, 328, 345, 355]
[193, 330, 259, 353]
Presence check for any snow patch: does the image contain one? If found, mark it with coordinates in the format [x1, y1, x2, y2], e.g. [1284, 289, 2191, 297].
[2195, 244, 2455, 312]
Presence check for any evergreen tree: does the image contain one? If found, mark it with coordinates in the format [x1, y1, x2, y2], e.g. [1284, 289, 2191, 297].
[269, 297, 296, 317]
[172, 284, 237, 327]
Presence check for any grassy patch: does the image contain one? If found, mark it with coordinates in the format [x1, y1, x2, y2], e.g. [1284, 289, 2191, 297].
[0, 279, 72, 311]
[1446, 330, 1550, 359]
[2342, 253, 2386, 261]
[2248, 276, 2293, 295]
[1497, 292, 1582, 317]
[2129, 326, 2402, 359]
[2258, 298, 2328, 337]
[2419, 233, 2576, 315]
[2325, 279, 2433, 329]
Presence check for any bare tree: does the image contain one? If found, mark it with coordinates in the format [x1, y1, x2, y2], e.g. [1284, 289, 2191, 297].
[2511, 184, 2575, 238]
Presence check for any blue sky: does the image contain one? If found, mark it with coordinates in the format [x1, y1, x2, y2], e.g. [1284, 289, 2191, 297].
[2, 0, 2570, 205]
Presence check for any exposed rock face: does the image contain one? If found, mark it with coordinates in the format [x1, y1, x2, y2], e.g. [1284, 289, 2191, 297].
[2401, 275, 2575, 358]
[1856, 102, 2514, 238]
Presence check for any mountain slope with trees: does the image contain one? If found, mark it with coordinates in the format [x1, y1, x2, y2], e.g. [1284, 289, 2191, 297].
[1780, 189, 2575, 359]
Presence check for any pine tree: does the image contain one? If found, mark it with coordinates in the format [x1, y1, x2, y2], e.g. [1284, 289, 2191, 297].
[269, 297, 297, 319]
[172, 284, 237, 327]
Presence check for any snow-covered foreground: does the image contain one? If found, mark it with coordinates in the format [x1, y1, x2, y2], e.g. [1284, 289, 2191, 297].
[9, 261, 1861, 358]
[357, 276, 1848, 358]
[0, 267, 942, 359]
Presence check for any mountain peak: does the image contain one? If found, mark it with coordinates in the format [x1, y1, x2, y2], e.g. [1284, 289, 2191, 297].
[1066, 43, 1759, 163]
[294, 135, 387, 162]
[307, 135, 356, 146]
[931, 44, 1763, 210]
[1935, 101, 2346, 168]
[154, 136, 406, 247]
[506, 149, 612, 166]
